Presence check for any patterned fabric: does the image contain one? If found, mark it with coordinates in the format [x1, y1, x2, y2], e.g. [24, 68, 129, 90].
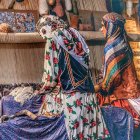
[100, 12, 133, 95]
[44, 92, 110, 140]
[37, 15, 93, 93]
[36, 15, 69, 39]
[0, 84, 68, 140]
[41, 38, 60, 92]
[57, 28, 94, 93]
[0, 115, 68, 140]
[0, 94, 68, 140]
[0, 11, 36, 33]
[37, 15, 110, 139]
[96, 12, 140, 139]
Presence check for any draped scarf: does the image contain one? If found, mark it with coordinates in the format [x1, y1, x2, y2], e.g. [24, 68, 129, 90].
[36, 15, 91, 91]
[101, 12, 133, 95]
[36, 15, 90, 69]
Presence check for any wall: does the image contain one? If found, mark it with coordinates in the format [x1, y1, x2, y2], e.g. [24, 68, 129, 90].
[0, 41, 105, 84]
[0, 43, 44, 84]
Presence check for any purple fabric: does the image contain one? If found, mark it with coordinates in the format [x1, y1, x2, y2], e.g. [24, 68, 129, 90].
[101, 106, 134, 140]
[0, 115, 68, 140]
[1, 95, 42, 115]
[0, 95, 68, 140]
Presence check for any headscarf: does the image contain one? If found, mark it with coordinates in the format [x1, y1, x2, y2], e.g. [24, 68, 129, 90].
[36, 15, 69, 39]
[37, 15, 91, 91]
[36, 15, 90, 69]
[100, 12, 133, 95]
[102, 12, 126, 40]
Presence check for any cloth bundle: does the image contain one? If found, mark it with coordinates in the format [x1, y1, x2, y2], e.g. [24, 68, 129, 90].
[0, 23, 13, 33]
[9, 86, 34, 105]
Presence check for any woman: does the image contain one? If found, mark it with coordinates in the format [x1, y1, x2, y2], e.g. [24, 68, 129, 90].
[0, 15, 109, 140]
[94, 12, 140, 139]
[36, 15, 110, 140]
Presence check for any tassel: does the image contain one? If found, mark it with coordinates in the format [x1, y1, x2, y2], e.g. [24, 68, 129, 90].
[39, 0, 49, 16]
[65, 0, 72, 11]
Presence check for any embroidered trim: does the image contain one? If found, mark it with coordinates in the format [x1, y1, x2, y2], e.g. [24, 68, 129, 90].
[64, 51, 88, 88]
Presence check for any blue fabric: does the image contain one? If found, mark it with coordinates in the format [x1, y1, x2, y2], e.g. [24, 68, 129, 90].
[59, 48, 94, 93]
[105, 0, 112, 12]
[0, 115, 68, 140]
[134, 126, 140, 140]
[100, 13, 133, 95]
[0, 95, 68, 140]
[111, 0, 125, 14]
[101, 106, 134, 140]
[2, 95, 42, 115]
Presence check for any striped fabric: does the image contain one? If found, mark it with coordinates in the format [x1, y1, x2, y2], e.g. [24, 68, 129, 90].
[100, 13, 133, 95]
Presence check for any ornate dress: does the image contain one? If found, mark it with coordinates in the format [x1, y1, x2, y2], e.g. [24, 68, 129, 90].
[37, 15, 110, 140]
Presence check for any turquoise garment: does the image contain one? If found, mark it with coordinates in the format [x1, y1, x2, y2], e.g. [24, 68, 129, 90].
[110, 0, 125, 14]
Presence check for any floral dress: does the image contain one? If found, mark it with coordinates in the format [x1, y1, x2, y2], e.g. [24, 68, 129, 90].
[37, 15, 110, 140]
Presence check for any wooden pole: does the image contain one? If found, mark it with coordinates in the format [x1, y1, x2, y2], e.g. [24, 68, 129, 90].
[8, 0, 15, 9]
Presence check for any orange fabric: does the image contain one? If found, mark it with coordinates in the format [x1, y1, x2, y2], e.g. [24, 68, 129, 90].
[99, 64, 140, 103]
[112, 100, 139, 119]
[97, 63, 140, 128]
[102, 54, 124, 87]
[97, 93, 139, 121]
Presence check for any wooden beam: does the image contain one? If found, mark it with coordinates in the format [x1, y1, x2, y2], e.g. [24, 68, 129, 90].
[1, 31, 140, 44]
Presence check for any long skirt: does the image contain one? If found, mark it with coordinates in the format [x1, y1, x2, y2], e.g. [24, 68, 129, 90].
[42, 92, 110, 140]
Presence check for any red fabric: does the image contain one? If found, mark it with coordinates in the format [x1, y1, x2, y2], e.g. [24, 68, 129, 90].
[97, 93, 139, 119]
[111, 100, 139, 119]
[97, 93, 140, 127]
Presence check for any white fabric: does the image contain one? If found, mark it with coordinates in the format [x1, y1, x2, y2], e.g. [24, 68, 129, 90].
[39, 0, 49, 16]
[65, 0, 72, 11]
[128, 98, 140, 115]
[9, 86, 34, 105]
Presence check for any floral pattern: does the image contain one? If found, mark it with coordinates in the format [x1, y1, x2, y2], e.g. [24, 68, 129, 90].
[40, 38, 110, 140]
[60, 29, 85, 56]
[37, 15, 110, 140]
[44, 92, 110, 140]
[0, 11, 36, 32]
[16, 13, 35, 32]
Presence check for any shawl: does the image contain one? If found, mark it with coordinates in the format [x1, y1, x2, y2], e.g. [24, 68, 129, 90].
[100, 12, 133, 95]
[36, 15, 90, 76]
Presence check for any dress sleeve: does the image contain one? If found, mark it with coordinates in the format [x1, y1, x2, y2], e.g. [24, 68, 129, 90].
[41, 39, 60, 92]
[99, 66, 122, 96]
